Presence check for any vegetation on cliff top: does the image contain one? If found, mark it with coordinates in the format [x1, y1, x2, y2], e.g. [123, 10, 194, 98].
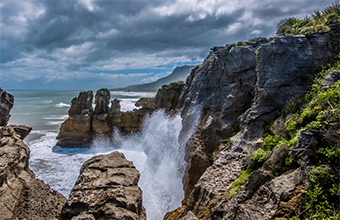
[276, 1, 340, 36]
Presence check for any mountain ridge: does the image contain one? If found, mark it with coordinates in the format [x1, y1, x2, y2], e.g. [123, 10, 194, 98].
[111, 65, 194, 92]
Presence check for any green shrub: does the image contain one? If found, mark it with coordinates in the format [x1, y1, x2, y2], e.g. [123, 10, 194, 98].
[250, 149, 272, 168]
[221, 138, 230, 146]
[236, 41, 247, 46]
[306, 166, 340, 219]
[262, 134, 284, 151]
[300, 26, 315, 35]
[228, 168, 254, 199]
[276, 17, 297, 35]
[276, 2, 340, 36]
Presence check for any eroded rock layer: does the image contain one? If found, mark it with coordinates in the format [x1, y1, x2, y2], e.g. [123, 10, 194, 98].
[60, 151, 146, 220]
[57, 83, 185, 147]
[165, 31, 338, 219]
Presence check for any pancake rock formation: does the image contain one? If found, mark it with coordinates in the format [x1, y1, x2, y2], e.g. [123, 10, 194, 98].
[60, 151, 146, 220]
[57, 83, 185, 147]
[165, 30, 339, 219]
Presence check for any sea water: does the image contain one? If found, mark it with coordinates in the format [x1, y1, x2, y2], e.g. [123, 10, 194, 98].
[7, 90, 200, 220]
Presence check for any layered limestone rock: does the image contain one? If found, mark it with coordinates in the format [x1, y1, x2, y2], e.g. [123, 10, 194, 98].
[57, 89, 154, 147]
[167, 32, 337, 219]
[60, 151, 146, 220]
[240, 33, 334, 129]
[57, 91, 94, 147]
[0, 89, 66, 219]
[109, 99, 153, 133]
[177, 42, 262, 201]
[58, 85, 188, 147]
[92, 89, 112, 136]
[0, 88, 14, 126]
[135, 97, 156, 109]
[155, 82, 185, 112]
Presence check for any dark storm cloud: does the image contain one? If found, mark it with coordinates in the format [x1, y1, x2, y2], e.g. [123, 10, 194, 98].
[0, 0, 336, 90]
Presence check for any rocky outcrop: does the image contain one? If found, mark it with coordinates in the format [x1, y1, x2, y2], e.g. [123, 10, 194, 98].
[135, 97, 156, 109]
[0, 88, 14, 126]
[94, 88, 110, 114]
[166, 32, 337, 218]
[60, 151, 146, 220]
[57, 91, 94, 147]
[0, 90, 66, 219]
[68, 91, 93, 116]
[321, 69, 340, 88]
[58, 84, 190, 147]
[57, 89, 158, 147]
[155, 82, 185, 112]
[177, 40, 265, 201]
[109, 100, 153, 133]
[240, 33, 334, 129]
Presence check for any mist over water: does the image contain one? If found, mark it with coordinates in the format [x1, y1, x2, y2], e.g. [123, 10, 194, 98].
[91, 109, 201, 219]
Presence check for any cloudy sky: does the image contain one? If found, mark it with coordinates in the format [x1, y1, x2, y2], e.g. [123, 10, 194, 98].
[0, 0, 335, 90]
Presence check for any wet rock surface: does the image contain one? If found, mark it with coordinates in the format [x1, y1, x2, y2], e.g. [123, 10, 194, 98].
[60, 151, 146, 220]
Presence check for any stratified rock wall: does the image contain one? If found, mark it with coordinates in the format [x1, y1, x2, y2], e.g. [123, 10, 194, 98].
[0, 89, 66, 220]
[155, 82, 185, 112]
[177, 42, 263, 201]
[167, 32, 336, 219]
[60, 151, 146, 220]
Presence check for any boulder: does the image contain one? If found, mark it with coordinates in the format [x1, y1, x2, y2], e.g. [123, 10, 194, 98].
[0, 88, 14, 126]
[60, 151, 146, 220]
[321, 69, 340, 88]
[262, 145, 289, 174]
[290, 129, 329, 166]
[0, 125, 66, 219]
[110, 99, 121, 113]
[92, 113, 112, 135]
[110, 109, 151, 134]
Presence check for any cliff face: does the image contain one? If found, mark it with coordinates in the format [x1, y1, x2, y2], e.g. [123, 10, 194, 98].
[166, 31, 338, 219]
[0, 88, 66, 219]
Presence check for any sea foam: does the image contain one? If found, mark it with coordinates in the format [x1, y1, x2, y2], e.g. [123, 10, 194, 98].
[55, 102, 71, 108]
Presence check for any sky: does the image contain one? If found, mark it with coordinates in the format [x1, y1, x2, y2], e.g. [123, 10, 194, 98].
[0, 0, 335, 91]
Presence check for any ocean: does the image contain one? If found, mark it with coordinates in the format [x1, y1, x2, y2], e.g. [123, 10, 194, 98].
[7, 89, 199, 220]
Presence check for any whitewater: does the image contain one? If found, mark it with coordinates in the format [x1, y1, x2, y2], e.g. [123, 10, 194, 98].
[7, 90, 200, 220]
